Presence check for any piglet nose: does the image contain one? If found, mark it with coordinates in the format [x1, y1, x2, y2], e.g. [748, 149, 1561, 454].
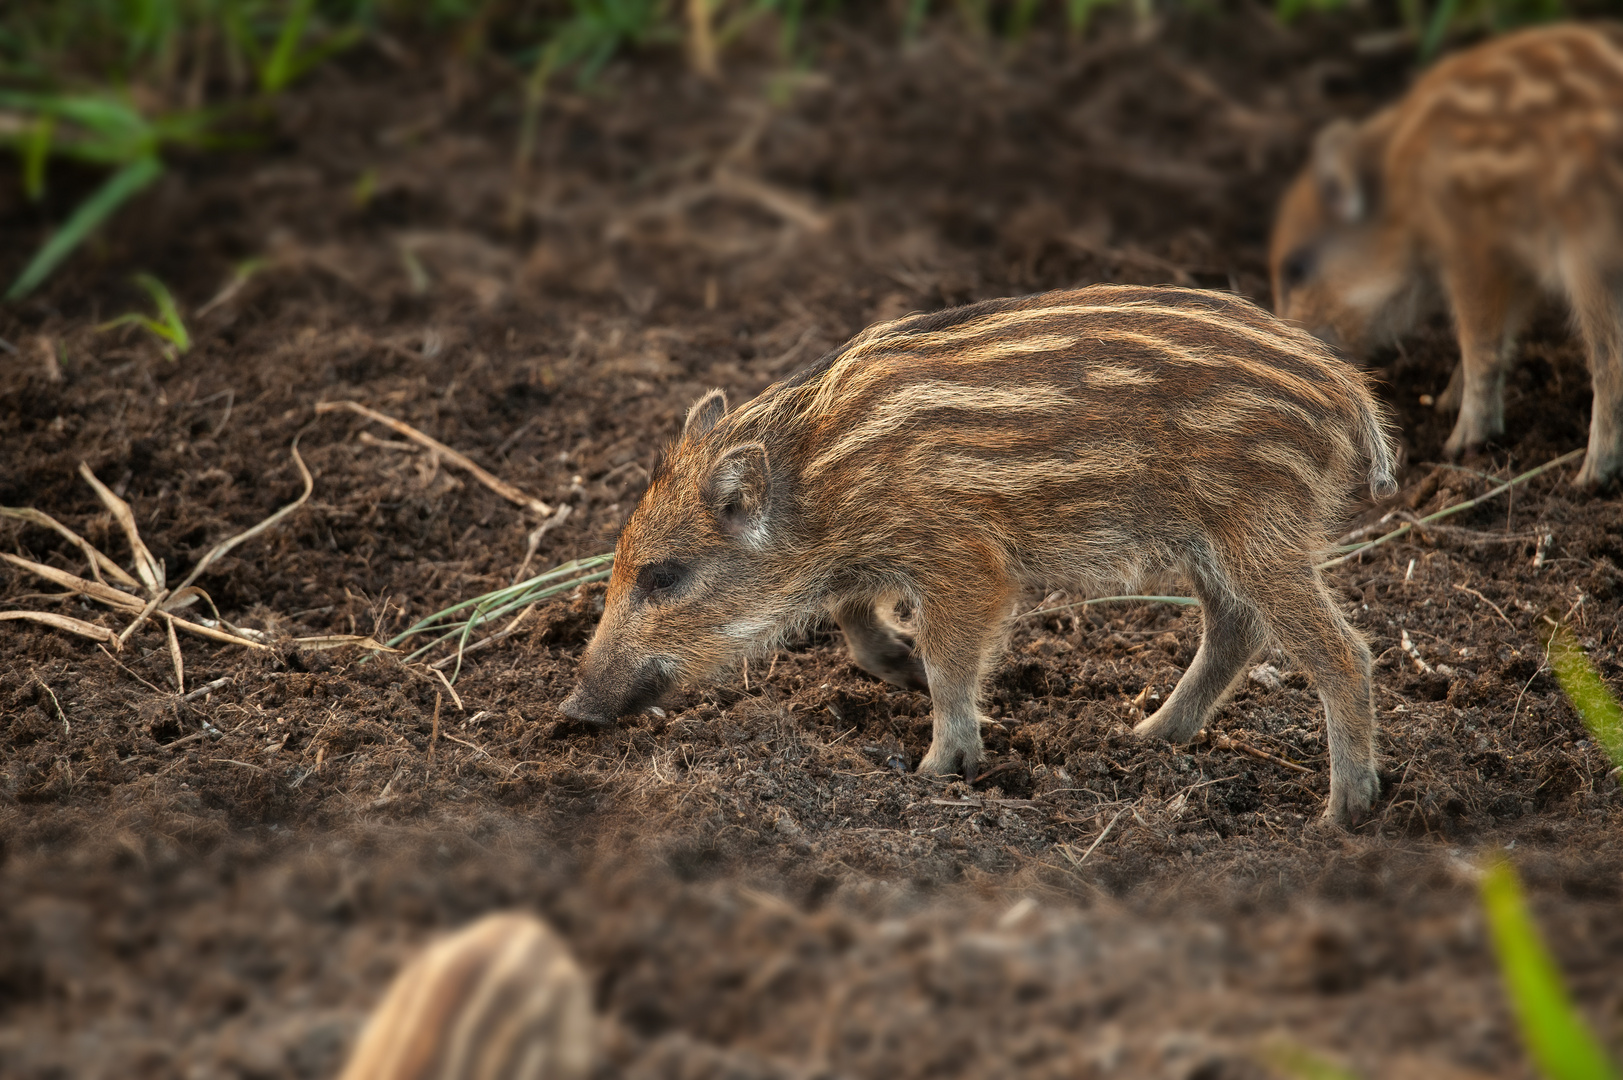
[558, 687, 599, 724]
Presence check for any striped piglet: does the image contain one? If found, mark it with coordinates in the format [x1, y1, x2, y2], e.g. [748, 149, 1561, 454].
[336, 913, 593, 1080]
[561, 285, 1399, 823]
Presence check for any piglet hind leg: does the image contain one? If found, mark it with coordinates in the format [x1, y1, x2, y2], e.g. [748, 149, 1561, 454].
[1254, 568, 1379, 825]
[1440, 261, 1535, 461]
[1133, 584, 1265, 744]
[834, 599, 929, 692]
[1567, 269, 1623, 491]
[912, 585, 1015, 780]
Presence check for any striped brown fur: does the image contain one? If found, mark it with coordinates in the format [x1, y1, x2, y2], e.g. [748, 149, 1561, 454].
[336, 913, 593, 1080]
[560, 285, 1399, 824]
[1271, 22, 1623, 491]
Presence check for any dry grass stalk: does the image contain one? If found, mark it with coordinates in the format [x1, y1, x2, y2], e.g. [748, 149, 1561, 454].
[292, 634, 396, 652]
[1319, 448, 1583, 570]
[0, 507, 140, 588]
[316, 399, 552, 516]
[3, 446, 316, 658]
[0, 610, 120, 646]
[172, 438, 313, 595]
[1211, 733, 1313, 774]
[514, 503, 573, 583]
[78, 462, 166, 594]
[431, 666, 464, 710]
[165, 615, 185, 692]
[687, 0, 719, 80]
[1066, 806, 1131, 867]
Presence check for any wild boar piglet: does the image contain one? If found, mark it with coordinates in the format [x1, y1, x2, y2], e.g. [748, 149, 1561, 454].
[1271, 22, 1623, 490]
[336, 912, 593, 1080]
[561, 285, 1399, 824]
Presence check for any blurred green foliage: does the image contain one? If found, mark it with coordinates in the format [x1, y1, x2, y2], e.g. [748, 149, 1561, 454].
[1544, 621, 1623, 768]
[1480, 858, 1619, 1080]
[1, 0, 371, 298]
[0, 0, 1577, 299]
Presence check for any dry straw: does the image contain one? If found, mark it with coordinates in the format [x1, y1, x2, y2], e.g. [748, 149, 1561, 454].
[1, 439, 321, 691]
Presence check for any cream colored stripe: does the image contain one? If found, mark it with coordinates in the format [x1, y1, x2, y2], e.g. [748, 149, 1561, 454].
[804, 381, 1074, 477]
[439, 923, 544, 1079]
[1244, 440, 1323, 492]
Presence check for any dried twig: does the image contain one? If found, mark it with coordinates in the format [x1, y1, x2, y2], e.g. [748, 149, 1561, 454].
[1069, 806, 1130, 866]
[182, 676, 232, 702]
[317, 400, 551, 516]
[1319, 449, 1584, 570]
[1400, 628, 1433, 674]
[513, 504, 572, 583]
[429, 692, 442, 762]
[98, 644, 167, 694]
[119, 589, 169, 645]
[1452, 584, 1513, 627]
[35, 675, 68, 732]
[1211, 733, 1313, 774]
[4, 553, 269, 649]
[292, 634, 397, 652]
[686, 0, 718, 79]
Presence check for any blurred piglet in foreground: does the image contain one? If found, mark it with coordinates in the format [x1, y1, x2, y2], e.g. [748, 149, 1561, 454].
[561, 285, 1398, 824]
[336, 912, 593, 1080]
[1271, 23, 1623, 491]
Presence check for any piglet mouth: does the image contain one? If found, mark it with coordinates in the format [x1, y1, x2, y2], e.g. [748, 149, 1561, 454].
[558, 662, 675, 726]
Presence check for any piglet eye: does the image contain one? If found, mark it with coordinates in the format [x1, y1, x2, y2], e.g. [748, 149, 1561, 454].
[634, 561, 685, 597]
[1281, 246, 1315, 290]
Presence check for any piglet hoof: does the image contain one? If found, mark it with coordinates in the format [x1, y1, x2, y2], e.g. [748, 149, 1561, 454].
[1131, 709, 1201, 745]
[1442, 421, 1502, 463]
[917, 746, 980, 780]
[1571, 454, 1618, 494]
[1440, 431, 1475, 462]
[1323, 771, 1379, 828]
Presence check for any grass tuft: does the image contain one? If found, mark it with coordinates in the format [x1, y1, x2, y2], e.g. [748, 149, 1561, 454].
[96, 272, 191, 358]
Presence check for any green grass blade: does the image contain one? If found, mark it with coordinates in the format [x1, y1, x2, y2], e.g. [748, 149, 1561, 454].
[1006, 0, 1042, 38]
[134, 273, 190, 352]
[1479, 859, 1619, 1080]
[1545, 625, 1623, 769]
[261, 0, 318, 92]
[280, 23, 365, 87]
[0, 90, 139, 133]
[5, 154, 164, 301]
[1420, 0, 1460, 59]
[385, 553, 615, 650]
[903, 0, 930, 41]
[23, 113, 53, 199]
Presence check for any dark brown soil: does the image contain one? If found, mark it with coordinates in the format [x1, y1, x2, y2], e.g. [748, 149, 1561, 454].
[3, 9, 1621, 1079]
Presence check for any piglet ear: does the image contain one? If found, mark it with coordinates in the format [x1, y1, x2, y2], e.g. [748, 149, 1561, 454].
[683, 389, 729, 439]
[704, 442, 771, 541]
[1312, 119, 1371, 224]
